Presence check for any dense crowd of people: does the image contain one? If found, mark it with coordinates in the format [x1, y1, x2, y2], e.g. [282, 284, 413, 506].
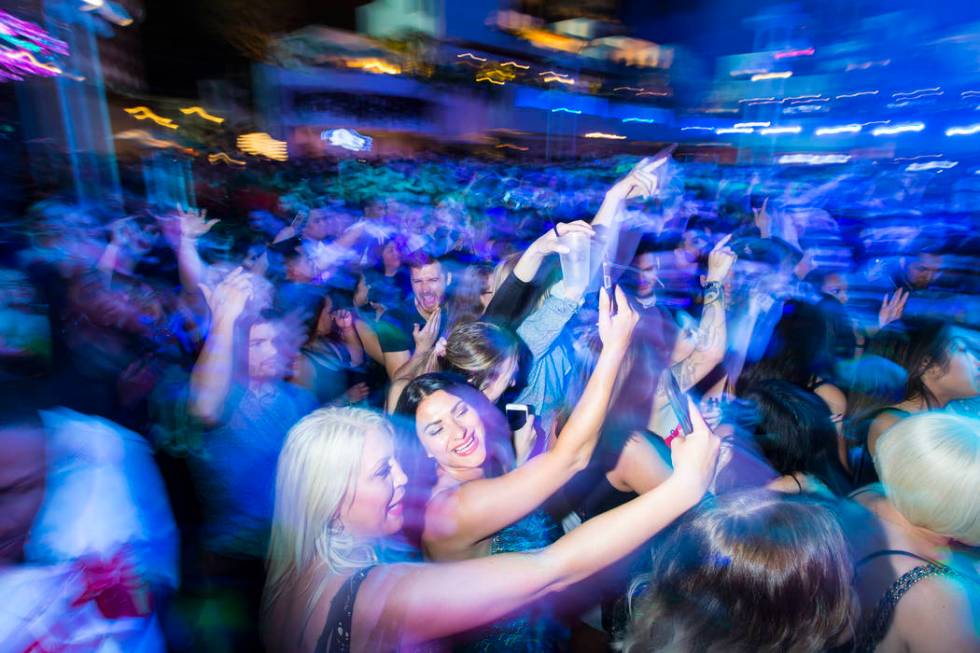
[0, 148, 977, 652]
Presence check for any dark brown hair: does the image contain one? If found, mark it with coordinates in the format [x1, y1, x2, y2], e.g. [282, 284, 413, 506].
[622, 491, 854, 653]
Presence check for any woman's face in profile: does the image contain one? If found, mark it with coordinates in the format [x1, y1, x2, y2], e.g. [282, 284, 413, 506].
[342, 428, 407, 538]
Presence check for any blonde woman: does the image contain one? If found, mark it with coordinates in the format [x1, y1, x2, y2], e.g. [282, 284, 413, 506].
[848, 412, 980, 653]
[261, 405, 719, 652]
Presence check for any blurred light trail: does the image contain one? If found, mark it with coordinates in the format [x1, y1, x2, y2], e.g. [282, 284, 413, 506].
[779, 154, 851, 165]
[583, 132, 626, 139]
[815, 124, 863, 135]
[124, 106, 178, 129]
[892, 87, 940, 97]
[945, 124, 980, 136]
[906, 161, 958, 171]
[871, 122, 925, 136]
[179, 107, 225, 124]
[237, 133, 287, 161]
[207, 153, 246, 166]
[716, 127, 754, 134]
[551, 107, 582, 114]
[759, 126, 802, 134]
[835, 91, 879, 99]
[734, 122, 771, 128]
[751, 71, 793, 81]
[774, 48, 815, 59]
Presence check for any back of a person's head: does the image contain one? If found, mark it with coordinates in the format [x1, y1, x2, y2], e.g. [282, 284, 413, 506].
[622, 491, 853, 653]
[442, 321, 519, 391]
[737, 300, 833, 392]
[739, 380, 851, 495]
[847, 318, 953, 436]
[875, 412, 980, 545]
[265, 407, 385, 609]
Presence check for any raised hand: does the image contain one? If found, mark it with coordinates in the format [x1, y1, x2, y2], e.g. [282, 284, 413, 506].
[198, 267, 252, 323]
[345, 382, 370, 404]
[878, 288, 909, 328]
[667, 397, 721, 496]
[530, 220, 594, 258]
[412, 311, 442, 353]
[705, 234, 736, 283]
[598, 285, 639, 350]
[176, 204, 219, 240]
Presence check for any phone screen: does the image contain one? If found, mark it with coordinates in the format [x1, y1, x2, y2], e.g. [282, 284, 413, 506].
[505, 403, 529, 431]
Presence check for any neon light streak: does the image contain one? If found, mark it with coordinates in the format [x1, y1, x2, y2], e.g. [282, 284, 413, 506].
[583, 132, 627, 140]
[906, 161, 957, 171]
[815, 124, 862, 136]
[774, 47, 815, 59]
[945, 124, 980, 136]
[237, 133, 287, 161]
[871, 122, 925, 136]
[500, 61, 529, 69]
[734, 121, 770, 128]
[180, 106, 225, 124]
[751, 71, 792, 81]
[541, 75, 575, 85]
[551, 107, 581, 114]
[681, 126, 714, 131]
[457, 52, 487, 62]
[835, 90, 879, 99]
[475, 75, 505, 85]
[779, 154, 851, 165]
[716, 127, 753, 134]
[623, 117, 655, 123]
[759, 126, 802, 135]
[124, 106, 178, 129]
[739, 97, 775, 103]
[892, 87, 940, 97]
[208, 152, 246, 166]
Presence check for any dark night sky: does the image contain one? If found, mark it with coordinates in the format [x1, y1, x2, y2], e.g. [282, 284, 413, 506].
[140, 0, 371, 96]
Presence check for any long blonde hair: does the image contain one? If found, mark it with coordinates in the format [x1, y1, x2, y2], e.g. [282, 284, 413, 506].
[264, 407, 391, 612]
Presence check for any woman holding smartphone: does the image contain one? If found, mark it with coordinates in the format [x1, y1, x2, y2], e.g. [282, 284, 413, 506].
[262, 401, 719, 652]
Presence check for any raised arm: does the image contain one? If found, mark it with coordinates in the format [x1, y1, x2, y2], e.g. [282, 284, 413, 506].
[672, 234, 736, 391]
[386, 313, 442, 413]
[363, 402, 719, 648]
[175, 206, 219, 300]
[188, 268, 251, 426]
[424, 286, 638, 553]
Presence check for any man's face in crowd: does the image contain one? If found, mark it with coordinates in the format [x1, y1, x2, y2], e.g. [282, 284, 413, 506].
[634, 252, 659, 299]
[410, 262, 448, 314]
[904, 253, 942, 290]
[248, 321, 285, 380]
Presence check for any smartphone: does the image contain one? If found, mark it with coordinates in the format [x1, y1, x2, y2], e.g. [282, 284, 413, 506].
[664, 371, 694, 435]
[505, 403, 530, 431]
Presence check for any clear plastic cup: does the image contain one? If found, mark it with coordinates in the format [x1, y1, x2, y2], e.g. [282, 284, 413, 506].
[558, 231, 591, 294]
